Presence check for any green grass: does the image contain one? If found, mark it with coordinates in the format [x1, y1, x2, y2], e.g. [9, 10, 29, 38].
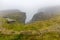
[40, 32, 60, 40]
[0, 16, 60, 40]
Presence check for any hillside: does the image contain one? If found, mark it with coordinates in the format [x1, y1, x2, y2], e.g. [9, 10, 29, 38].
[0, 15, 60, 40]
[30, 6, 60, 23]
[0, 9, 26, 24]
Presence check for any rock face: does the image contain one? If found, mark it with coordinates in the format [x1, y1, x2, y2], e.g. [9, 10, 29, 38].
[30, 6, 60, 23]
[0, 9, 26, 23]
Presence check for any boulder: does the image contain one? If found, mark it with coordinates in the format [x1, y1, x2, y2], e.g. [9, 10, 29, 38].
[5, 18, 16, 23]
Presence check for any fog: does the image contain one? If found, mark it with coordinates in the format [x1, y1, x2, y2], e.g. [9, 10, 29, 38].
[0, 0, 60, 22]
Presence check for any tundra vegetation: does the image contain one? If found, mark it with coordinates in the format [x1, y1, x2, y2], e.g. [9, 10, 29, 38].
[0, 15, 60, 40]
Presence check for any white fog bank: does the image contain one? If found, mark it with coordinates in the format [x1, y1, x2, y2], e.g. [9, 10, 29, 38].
[0, 0, 60, 22]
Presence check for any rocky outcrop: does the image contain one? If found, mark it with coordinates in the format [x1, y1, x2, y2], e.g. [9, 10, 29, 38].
[0, 9, 26, 23]
[30, 6, 60, 23]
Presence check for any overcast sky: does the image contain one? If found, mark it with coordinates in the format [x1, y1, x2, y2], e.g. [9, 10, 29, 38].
[0, 0, 60, 22]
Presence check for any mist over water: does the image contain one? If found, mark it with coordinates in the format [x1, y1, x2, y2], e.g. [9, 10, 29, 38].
[0, 0, 60, 22]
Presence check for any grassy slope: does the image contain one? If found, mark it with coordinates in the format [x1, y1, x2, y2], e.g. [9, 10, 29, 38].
[0, 16, 60, 40]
